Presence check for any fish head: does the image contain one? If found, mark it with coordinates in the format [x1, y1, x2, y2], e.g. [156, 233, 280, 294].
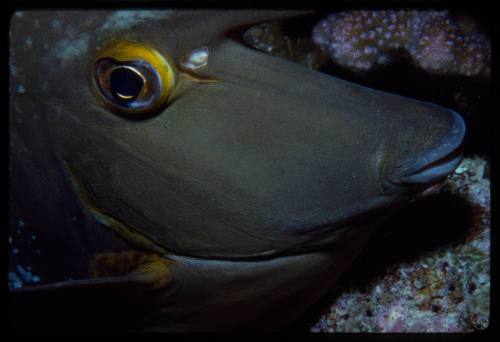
[10, 10, 464, 260]
[9, 9, 467, 331]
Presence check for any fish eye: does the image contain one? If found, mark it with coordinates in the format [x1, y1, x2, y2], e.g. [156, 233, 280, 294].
[93, 41, 175, 116]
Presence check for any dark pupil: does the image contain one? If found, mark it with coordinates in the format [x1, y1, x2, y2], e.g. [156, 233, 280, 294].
[110, 67, 144, 103]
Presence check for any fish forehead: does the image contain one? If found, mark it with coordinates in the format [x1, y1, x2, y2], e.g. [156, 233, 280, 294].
[10, 10, 447, 259]
[10, 10, 304, 70]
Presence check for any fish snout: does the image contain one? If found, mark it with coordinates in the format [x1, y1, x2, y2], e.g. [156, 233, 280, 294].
[388, 109, 465, 189]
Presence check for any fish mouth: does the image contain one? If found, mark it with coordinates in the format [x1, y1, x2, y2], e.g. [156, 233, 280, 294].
[393, 110, 466, 186]
[399, 143, 463, 184]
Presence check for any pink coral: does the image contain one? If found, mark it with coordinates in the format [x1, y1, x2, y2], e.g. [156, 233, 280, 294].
[312, 10, 490, 77]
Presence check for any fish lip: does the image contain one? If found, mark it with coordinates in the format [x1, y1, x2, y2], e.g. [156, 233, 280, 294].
[391, 110, 466, 186]
[398, 145, 463, 185]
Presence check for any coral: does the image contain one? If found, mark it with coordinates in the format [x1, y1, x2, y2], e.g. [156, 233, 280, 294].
[310, 157, 490, 332]
[244, 21, 328, 70]
[312, 10, 490, 77]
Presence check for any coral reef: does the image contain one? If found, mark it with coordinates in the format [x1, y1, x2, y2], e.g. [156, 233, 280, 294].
[312, 10, 490, 77]
[310, 156, 490, 332]
[243, 21, 328, 70]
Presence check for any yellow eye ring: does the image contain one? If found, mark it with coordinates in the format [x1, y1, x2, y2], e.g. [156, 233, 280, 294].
[93, 40, 175, 116]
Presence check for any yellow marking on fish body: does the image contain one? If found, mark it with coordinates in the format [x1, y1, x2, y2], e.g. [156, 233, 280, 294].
[63, 160, 167, 255]
[91, 251, 172, 289]
[131, 259, 172, 289]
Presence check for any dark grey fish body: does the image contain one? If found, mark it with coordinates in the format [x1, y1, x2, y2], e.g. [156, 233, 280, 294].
[9, 10, 465, 331]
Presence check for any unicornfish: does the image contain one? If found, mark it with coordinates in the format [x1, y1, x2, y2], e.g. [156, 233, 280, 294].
[9, 10, 465, 331]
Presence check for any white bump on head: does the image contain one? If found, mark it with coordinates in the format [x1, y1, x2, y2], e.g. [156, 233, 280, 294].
[181, 47, 209, 71]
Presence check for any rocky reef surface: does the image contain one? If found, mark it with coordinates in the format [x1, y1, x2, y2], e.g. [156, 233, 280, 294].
[309, 156, 490, 332]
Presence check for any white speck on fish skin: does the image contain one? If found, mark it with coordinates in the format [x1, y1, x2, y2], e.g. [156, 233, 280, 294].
[10, 64, 17, 76]
[25, 37, 33, 49]
[16, 85, 26, 94]
[53, 33, 89, 62]
[51, 19, 61, 30]
[15, 11, 23, 18]
[17, 219, 25, 227]
[98, 10, 171, 34]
